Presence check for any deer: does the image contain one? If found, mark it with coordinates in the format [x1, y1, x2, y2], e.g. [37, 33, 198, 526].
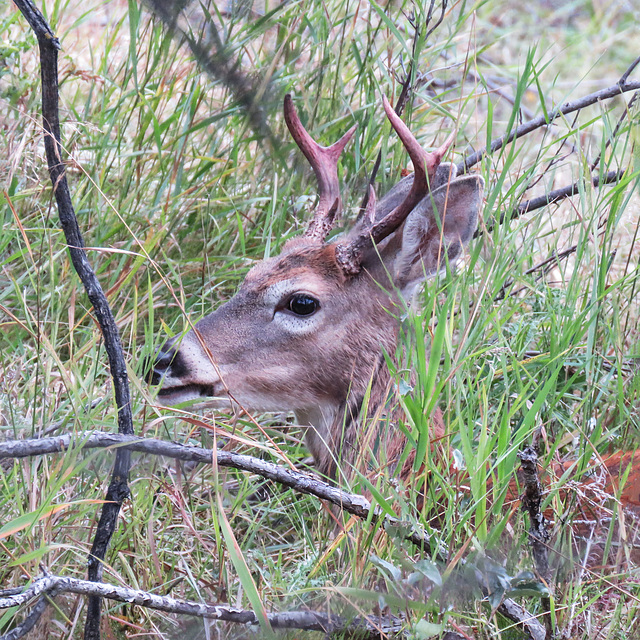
[150, 94, 483, 485]
[150, 96, 640, 565]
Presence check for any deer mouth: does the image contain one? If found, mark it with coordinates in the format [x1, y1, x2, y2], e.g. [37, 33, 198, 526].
[156, 382, 225, 406]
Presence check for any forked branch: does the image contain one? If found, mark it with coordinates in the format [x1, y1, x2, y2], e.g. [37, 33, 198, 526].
[0, 575, 405, 639]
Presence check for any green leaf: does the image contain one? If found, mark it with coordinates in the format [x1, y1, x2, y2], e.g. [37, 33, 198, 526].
[217, 495, 275, 639]
[414, 619, 443, 639]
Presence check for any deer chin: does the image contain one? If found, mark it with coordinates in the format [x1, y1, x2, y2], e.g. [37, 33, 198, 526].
[156, 381, 228, 407]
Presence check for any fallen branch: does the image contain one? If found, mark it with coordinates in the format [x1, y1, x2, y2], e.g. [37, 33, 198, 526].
[0, 431, 431, 548]
[0, 574, 404, 640]
[11, 2, 135, 637]
[590, 87, 640, 171]
[474, 167, 635, 239]
[0, 432, 546, 640]
[518, 447, 550, 578]
[497, 599, 546, 640]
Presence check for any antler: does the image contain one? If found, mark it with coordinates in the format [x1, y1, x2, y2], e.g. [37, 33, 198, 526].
[335, 95, 454, 275]
[284, 94, 357, 242]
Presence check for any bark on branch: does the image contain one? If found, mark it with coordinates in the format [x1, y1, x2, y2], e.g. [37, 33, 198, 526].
[0, 575, 404, 640]
[11, 2, 135, 638]
[518, 445, 552, 640]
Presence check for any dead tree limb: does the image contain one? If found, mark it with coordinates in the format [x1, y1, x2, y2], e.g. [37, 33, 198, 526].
[486, 168, 634, 234]
[510, 169, 629, 219]
[459, 70, 640, 173]
[518, 447, 550, 579]
[0, 574, 405, 640]
[10, 2, 134, 638]
[590, 87, 640, 171]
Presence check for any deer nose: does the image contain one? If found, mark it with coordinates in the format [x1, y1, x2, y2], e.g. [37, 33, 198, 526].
[148, 342, 177, 386]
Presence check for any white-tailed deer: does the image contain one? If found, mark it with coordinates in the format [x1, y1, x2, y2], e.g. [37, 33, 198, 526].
[150, 95, 640, 568]
[151, 94, 484, 482]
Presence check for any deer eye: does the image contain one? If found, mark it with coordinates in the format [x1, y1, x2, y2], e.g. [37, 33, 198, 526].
[286, 293, 319, 317]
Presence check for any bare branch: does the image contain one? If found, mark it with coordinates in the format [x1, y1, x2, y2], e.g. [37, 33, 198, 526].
[0, 596, 48, 640]
[11, 2, 135, 637]
[590, 89, 640, 171]
[518, 447, 550, 576]
[459, 79, 640, 174]
[619, 55, 640, 85]
[497, 599, 546, 640]
[361, 1, 448, 211]
[0, 431, 431, 547]
[0, 575, 404, 639]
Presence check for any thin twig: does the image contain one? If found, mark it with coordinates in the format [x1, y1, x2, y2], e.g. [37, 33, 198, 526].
[493, 244, 578, 302]
[458, 71, 640, 173]
[360, 1, 448, 213]
[517, 446, 552, 639]
[11, 2, 135, 638]
[0, 575, 405, 640]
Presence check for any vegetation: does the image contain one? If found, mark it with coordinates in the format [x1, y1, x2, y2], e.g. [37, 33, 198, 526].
[1, 0, 639, 637]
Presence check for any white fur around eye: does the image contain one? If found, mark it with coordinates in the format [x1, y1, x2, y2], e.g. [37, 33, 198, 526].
[264, 278, 323, 335]
[273, 310, 322, 335]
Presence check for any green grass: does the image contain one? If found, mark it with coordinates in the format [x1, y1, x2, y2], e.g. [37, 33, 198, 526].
[1, 0, 640, 637]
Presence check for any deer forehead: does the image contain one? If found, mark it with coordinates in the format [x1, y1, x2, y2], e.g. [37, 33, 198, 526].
[241, 241, 347, 300]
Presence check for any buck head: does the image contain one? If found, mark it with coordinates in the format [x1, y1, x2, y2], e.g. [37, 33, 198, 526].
[151, 95, 483, 477]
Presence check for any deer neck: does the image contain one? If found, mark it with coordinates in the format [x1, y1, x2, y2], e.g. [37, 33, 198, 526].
[295, 353, 394, 480]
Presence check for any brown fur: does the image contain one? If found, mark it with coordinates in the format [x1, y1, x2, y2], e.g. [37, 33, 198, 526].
[152, 106, 483, 491]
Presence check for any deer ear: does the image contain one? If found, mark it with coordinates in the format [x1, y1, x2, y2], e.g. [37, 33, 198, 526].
[378, 174, 484, 298]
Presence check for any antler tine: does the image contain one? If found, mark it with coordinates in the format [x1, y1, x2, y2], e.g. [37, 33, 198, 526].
[363, 185, 377, 226]
[370, 95, 453, 245]
[335, 95, 454, 275]
[284, 94, 357, 242]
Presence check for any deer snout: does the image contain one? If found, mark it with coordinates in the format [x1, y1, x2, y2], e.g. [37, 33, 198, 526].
[149, 335, 227, 406]
[148, 341, 178, 387]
